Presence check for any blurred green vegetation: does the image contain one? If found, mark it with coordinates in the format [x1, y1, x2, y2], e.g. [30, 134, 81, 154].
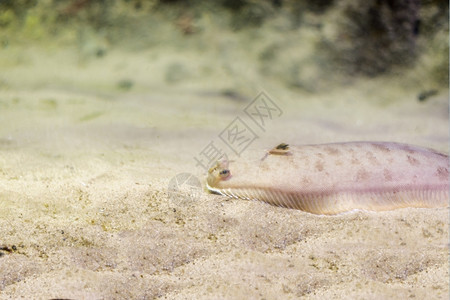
[0, 0, 448, 88]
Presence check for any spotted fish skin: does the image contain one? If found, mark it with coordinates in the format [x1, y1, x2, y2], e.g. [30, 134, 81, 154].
[206, 142, 449, 215]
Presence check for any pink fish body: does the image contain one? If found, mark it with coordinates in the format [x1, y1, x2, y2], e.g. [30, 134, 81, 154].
[207, 142, 449, 215]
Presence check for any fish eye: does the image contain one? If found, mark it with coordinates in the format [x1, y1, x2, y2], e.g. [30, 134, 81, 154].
[276, 143, 289, 150]
[219, 169, 230, 178]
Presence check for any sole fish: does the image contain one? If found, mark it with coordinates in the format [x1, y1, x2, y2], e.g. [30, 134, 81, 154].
[206, 142, 449, 215]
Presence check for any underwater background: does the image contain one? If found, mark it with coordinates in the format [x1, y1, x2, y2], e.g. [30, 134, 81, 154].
[0, 1, 448, 299]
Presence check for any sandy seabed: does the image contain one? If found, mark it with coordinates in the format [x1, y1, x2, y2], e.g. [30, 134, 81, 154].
[0, 48, 449, 299]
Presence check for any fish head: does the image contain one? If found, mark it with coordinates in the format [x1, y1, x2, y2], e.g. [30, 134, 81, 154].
[207, 160, 232, 188]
